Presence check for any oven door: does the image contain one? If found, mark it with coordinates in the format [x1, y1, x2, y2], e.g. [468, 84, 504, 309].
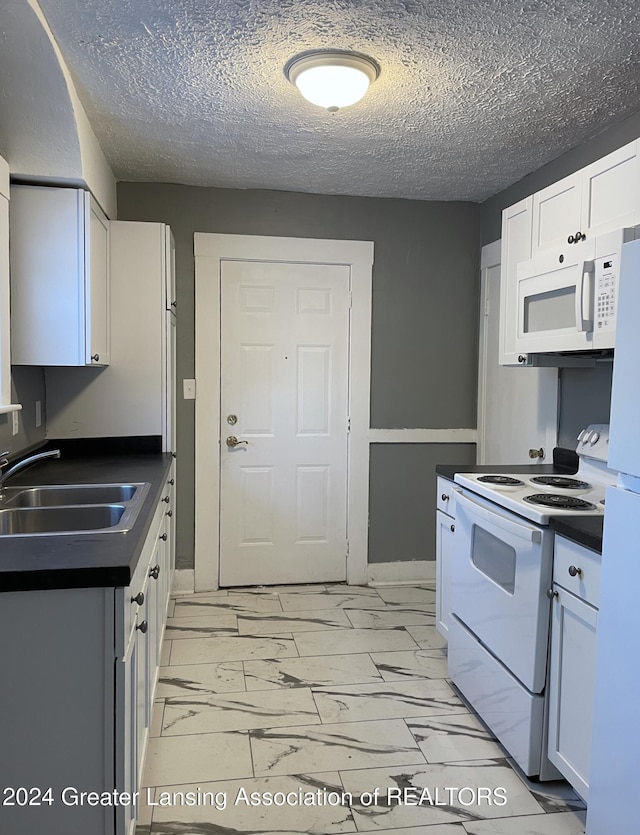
[450, 489, 553, 693]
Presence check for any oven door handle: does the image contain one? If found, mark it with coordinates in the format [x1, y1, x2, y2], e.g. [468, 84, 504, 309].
[456, 491, 542, 543]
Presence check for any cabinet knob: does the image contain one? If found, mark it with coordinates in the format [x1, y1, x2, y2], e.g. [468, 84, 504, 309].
[559, 253, 564, 263]
[159, 533, 168, 542]
[450, 524, 455, 532]
[567, 234, 575, 244]
[568, 565, 582, 577]
[171, 300, 177, 308]
[172, 452, 177, 459]
[165, 510, 173, 517]
[131, 592, 144, 606]
[149, 564, 160, 580]
[518, 355, 527, 364]
[168, 478, 175, 486]
[441, 493, 449, 502]
[574, 231, 585, 242]
[162, 495, 170, 503]
[136, 620, 148, 633]
[547, 588, 559, 600]
[91, 354, 100, 362]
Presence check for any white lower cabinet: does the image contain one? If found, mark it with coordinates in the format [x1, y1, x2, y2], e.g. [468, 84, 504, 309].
[435, 476, 457, 637]
[0, 473, 175, 835]
[547, 536, 600, 802]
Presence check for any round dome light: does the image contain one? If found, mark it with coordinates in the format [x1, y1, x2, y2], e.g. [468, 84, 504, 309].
[285, 50, 380, 112]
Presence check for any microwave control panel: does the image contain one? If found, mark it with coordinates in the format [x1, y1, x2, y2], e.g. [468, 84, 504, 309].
[594, 253, 617, 334]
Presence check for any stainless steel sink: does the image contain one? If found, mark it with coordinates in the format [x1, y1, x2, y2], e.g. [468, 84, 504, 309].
[0, 482, 150, 537]
[1, 483, 139, 507]
[0, 505, 126, 535]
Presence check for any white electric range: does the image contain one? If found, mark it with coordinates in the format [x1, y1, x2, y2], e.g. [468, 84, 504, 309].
[454, 423, 614, 524]
[446, 424, 612, 781]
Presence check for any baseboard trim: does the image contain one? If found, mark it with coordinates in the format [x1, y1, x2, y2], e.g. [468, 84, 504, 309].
[172, 568, 195, 594]
[367, 560, 436, 586]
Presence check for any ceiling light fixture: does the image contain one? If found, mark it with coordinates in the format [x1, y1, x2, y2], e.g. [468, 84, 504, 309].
[285, 50, 380, 112]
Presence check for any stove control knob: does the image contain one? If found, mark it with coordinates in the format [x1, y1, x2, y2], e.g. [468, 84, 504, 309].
[577, 429, 586, 442]
[590, 431, 600, 445]
[582, 431, 592, 445]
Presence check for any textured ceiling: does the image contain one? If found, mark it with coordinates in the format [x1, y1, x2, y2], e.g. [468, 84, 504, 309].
[33, 0, 640, 201]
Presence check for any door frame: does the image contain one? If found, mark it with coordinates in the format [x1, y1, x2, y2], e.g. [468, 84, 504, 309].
[194, 233, 374, 592]
[476, 239, 501, 465]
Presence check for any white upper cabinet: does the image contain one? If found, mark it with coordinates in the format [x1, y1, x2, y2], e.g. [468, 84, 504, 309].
[10, 185, 110, 366]
[531, 140, 640, 257]
[499, 196, 534, 365]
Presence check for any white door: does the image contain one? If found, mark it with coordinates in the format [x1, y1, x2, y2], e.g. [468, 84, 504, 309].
[477, 242, 558, 465]
[219, 260, 350, 586]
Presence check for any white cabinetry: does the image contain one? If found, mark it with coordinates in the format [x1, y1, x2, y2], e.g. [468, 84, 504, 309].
[435, 476, 457, 637]
[0, 156, 19, 410]
[499, 197, 534, 365]
[0, 473, 175, 835]
[46, 222, 176, 452]
[10, 185, 110, 366]
[547, 536, 600, 802]
[532, 140, 640, 256]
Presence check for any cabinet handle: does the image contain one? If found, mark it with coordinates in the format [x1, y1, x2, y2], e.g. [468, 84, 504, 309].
[162, 495, 170, 503]
[131, 592, 144, 605]
[547, 588, 559, 600]
[567, 234, 575, 244]
[159, 533, 168, 541]
[136, 620, 148, 633]
[450, 524, 455, 532]
[568, 565, 582, 577]
[91, 354, 100, 362]
[168, 478, 175, 485]
[518, 355, 527, 364]
[165, 510, 173, 517]
[441, 493, 449, 502]
[149, 564, 160, 580]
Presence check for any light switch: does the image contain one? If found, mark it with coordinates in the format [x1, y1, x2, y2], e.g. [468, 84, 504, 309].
[183, 379, 196, 400]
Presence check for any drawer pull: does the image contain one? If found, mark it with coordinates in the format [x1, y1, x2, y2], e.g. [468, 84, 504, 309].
[568, 565, 582, 577]
[131, 592, 144, 606]
[547, 588, 559, 600]
[136, 620, 148, 633]
[149, 564, 160, 580]
[441, 493, 449, 502]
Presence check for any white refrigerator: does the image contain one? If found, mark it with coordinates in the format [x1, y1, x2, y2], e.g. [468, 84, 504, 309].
[587, 239, 640, 834]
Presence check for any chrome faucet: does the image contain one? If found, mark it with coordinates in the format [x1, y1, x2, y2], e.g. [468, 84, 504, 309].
[0, 449, 61, 488]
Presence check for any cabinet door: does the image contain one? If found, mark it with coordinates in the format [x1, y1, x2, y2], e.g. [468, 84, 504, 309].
[499, 197, 534, 365]
[547, 585, 597, 801]
[116, 628, 139, 835]
[532, 172, 582, 256]
[135, 579, 150, 787]
[436, 508, 455, 637]
[581, 140, 640, 240]
[87, 198, 110, 365]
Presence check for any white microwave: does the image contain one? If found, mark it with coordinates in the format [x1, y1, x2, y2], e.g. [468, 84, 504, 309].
[514, 227, 640, 354]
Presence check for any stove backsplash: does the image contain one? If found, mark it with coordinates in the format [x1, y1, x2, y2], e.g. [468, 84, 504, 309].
[558, 362, 613, 449]
[552, 447, 579, 472]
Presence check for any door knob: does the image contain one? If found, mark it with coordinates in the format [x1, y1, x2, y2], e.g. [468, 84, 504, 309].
[226, 436, 248, 448]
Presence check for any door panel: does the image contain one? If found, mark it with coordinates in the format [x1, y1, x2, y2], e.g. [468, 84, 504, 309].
[219, 260, 350, 586]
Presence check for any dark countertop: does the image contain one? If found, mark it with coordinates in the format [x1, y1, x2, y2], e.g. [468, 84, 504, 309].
[0, 453, 173, 593]
[549, 516, 603, 554]
[436, 460, 603, 554]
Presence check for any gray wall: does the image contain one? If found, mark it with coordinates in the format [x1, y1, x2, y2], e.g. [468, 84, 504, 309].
[117, 184, 481, 569]
[480, 111, 640, 448]
[0, 367, 46, 457]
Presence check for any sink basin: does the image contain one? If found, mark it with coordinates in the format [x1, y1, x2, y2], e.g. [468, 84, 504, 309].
[0, 505, 126, 536]
[0, 482, 150, 537]
[1, 483, 140, 508]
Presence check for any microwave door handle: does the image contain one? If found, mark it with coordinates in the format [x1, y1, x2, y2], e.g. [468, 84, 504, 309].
[456, 491, 542, 544]
[575, 260, 594, 332]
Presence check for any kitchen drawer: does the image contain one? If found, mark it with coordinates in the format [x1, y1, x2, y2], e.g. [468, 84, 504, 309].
[553, 535, 601, 607]
[437, 476, 457, 516]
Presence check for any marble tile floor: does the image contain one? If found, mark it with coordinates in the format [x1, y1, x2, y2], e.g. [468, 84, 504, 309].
[138, 583, 586, 835]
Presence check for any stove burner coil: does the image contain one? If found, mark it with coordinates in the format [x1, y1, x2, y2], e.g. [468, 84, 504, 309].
[530, 476, 591, 490]
[523, 493, 596, 510]
[477, 475, 524, 486]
